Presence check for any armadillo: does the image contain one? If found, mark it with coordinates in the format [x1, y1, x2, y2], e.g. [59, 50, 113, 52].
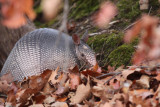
[0, 28, 96, 81]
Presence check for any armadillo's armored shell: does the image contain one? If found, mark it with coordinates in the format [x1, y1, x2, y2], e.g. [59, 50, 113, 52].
[1, 28, 79, 81]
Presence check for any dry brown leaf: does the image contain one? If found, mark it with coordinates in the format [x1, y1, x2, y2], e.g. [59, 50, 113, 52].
[110, 80, 120, 90]
[0, 98, 5, 106]
[109, 93, 129, 106]
[93, 77, 115, 97]
[43, 68, 60, 94]
[29, 104, 44, 107]
[70, 78, 91, 104]
[0, 80, 11, 94]
[122, 80, 132, 93]
[67, 21, 76, 33]
[131, 95, 154, 107]
[93, 1, 117, 28]
[114, 100, 124, 107]
[81, 69, 101, 77]
[121, 70, 135, 79]
[129, 89, 153, 100]
[122, 69, 143, 80]
[16, 88, 36, 104]
[48, 67, 63, 85]
[124, 15, 159, 64]
[69, 66, 81, 90]
[0, 0, 35, 28]
[28, 70, 52, 90]
[154, 73, 160, 81]
[92, 83, 105, 97]
[69, 73, 81, 90]
[0, 72, 14, 83]
[100, 102, 112, 107]
[15, 71, 53, 106]
[55, 80, 69, 95]
[56, 97, 67, 102]
[44, 96, 55, 104]
[41, 0, 62, 21]
[6, 90, 16, 106]
[32, 94, 46, 104]
[43, 82, 55, 94]
[136, 75, 150, 88]
[51, 102, 68, 107]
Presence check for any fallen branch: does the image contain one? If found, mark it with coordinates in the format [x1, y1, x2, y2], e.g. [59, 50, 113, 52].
[105, 72, 121, 84]
[88, 30, 108, 36]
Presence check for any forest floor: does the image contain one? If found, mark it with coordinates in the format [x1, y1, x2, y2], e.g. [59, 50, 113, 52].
[0, 0, 160, 107]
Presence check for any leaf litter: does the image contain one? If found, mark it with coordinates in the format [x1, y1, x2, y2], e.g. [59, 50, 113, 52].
[0, 61, 160, 106]
[0, 4, 160, 107]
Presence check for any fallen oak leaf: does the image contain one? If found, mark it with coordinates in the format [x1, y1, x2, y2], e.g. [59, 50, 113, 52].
[124, 15, 159, 64]
[69, 66, 81, 90]
[81, 69, 101, 77]
[124, 15, 158, 43]
[121, 70, 142, 80]
[93, 1, 117, 28]
[29, 104, 44, 107]
[0, 98, 5, 106]
[32, 94, 46, 104]
[0, 0, 36, 28]
[69, 73, 81, 90]
[51, 102, 68, 107]
[55, 80, 69, 95]
[15, 88, 36, 105]
[56, 97, 68, 102]
[100, 102, 112, 107]
[0, 72, 14, 83]
[129, 89, 153, 100]
[6, 90, 16, 106]
[43, 96, 55, 104]
[110, 80, 120, 90]
[154, 73, 160, 81]
[6, 70, 53, 106]
[109, 93, 129, 106]
[130, 94, 155, 107]
[48, 67, 62, 85]
[114, 100, 124, 107]
[91, 82, 105, 97]
[28, 69, 52, 90]
[136, 75, 150, 88]
[43, 68, 60, 94]
[70, 77, 91, 104]
[41, 0, 62, 21]
[0, 80, 11, 94]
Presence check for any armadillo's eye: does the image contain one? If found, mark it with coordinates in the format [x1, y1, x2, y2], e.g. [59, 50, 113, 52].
[81, 53, 85, 57]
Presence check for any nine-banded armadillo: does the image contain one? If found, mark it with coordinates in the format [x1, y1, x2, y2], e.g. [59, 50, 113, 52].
[0, 28, 96, 81]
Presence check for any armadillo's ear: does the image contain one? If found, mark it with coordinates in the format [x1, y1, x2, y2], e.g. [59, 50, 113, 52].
[81, 30, 89, 43]
[72, 34, 80, 45]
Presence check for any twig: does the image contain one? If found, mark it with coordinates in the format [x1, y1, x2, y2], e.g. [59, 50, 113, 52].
[0, 92, 7, 98]
[148, 6, 152, 15]
[96, 72, 121, 79]
[109, 20, 119, 25]
[105, 72, 121, 84]
[88, 30, 107, 36]
[59, 0, 69, 33]
[123, 22, 137, 31]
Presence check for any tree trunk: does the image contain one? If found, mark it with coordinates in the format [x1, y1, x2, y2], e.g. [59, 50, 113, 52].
[0, 20, 35, 70]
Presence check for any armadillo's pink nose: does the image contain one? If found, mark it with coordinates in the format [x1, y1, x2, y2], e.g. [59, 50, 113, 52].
[92, 62, 102, 73]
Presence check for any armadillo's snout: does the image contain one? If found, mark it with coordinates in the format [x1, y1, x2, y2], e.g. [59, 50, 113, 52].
[87, 55, 102, 73]
[86, 54, 97, 67]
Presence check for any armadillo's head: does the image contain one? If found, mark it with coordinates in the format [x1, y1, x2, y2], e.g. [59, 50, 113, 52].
[72, 32, 97, 67]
